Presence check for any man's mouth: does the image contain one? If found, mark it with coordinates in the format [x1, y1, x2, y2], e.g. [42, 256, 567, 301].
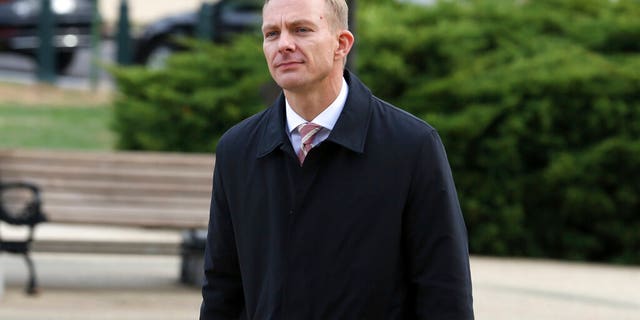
[275, 61, 302, 68]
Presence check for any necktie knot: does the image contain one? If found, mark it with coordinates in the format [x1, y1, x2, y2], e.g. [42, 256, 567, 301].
[297, 122, 322, 165]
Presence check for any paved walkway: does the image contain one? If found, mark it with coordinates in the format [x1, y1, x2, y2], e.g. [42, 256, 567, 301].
[0, 254, 200, 320]
[1, 224, 639, 319]
[1, 250, 638, 319]
[471, 256, 639, 319]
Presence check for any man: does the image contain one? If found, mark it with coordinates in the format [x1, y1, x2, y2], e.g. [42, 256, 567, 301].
[200, 0, 474, 318]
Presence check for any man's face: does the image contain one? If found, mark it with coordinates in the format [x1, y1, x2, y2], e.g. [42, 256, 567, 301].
[262, 0, 342, 92]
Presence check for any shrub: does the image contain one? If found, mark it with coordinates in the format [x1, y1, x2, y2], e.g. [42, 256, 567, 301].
[357, 0, 640, 263]
[110, 36, 270, 152]
[110, 0, 640, 264]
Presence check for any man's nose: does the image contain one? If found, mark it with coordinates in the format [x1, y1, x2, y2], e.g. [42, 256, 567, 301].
[278, 32, 295, 52]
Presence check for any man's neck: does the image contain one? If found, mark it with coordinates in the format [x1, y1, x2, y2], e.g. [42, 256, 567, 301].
[284, 74, 344, 121]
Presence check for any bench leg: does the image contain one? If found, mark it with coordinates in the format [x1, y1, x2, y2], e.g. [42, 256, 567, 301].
[23, 254, 39, 295]
[180, 251, 204, 286]
[179, 229, 206, 286]
[0, 261, 4, 300]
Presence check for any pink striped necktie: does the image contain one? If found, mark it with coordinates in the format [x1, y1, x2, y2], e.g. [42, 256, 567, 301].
[297, 122, 323, 164]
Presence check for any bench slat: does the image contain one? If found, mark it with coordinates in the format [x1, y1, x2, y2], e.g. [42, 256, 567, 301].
[1, 163, 212, 181]
[1, 149, 215, 230]
[42, 192, 210, 207]
[0, 149, 215, 166]
[0, 178, 211, 198]
[32, 240, 181, 255]
[43, 206, 208, 229]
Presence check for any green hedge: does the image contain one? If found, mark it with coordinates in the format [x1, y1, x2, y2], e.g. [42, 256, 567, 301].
[110, 37, 270, 152]
[357, 0, 640, 263]
[110, 0, 640, 264]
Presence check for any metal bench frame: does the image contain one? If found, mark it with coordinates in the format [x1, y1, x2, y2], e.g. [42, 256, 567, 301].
[0, 149, 214, 291]
[0, 181, 47, 295]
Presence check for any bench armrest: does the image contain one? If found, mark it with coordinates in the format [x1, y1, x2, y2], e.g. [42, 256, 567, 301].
[0, 181, 47, 226]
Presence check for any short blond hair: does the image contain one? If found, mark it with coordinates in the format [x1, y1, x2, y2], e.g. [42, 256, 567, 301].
[263, 0, 349, 31]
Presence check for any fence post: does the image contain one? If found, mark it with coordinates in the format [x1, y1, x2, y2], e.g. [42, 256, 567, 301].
[346, 0, 357, 73]
[116, 0, 132, 65]
[90, 0, 102, 90]
[197, 2, 214, 41]
[37, 0, 56, 83]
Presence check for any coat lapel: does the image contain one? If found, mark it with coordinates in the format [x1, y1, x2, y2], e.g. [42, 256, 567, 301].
[255, 70, 374, 159]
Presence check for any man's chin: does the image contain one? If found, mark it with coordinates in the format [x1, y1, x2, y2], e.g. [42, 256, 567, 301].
[274, 74, 306, 91]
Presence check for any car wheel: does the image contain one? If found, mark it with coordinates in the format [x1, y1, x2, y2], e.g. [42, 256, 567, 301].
[144, 42, 175, 70]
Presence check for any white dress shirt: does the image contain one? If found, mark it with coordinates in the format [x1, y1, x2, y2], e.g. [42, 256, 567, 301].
[286, 78, 349, 155]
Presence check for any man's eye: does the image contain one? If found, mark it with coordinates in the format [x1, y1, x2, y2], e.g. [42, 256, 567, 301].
[297, 27, 309, 33]
[264, 31, 278, 38]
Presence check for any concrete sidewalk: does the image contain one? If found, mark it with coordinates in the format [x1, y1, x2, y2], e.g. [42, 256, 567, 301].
[0, 254, 201, 320]
[1, 222, 639, 319]
[1, 253, 638, 319]
[471, 256, 639, 319]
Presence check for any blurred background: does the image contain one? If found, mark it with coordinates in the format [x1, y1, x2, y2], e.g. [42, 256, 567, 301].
[0, 0, 639, 319]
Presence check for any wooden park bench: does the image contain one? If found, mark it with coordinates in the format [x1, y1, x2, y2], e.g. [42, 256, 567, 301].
[0, 148, 214, 293]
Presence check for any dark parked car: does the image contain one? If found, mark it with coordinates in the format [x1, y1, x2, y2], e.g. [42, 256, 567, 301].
[0, 0, 95, 73]
[133, 0, 262, 69]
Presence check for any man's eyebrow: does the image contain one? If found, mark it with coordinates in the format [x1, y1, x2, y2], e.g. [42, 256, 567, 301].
[290, 19, 318, 28]
[262, 19, 283, 28]
[262, 23, 277, 32]
[262, 19, 318, 31]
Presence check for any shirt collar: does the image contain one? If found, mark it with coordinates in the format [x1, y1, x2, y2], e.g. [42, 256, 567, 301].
[257, 70, 371, 158]
[285, 77, 349, 134]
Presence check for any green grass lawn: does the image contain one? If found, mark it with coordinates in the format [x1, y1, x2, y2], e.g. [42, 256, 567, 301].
[0, 103, 114, 150]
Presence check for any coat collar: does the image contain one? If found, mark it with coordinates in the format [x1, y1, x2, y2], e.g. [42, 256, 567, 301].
[257, 70, 372, 158]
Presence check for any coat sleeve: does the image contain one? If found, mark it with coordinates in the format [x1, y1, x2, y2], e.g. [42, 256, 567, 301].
[200, 143, 245, 319]
[404, 130, 474, 319]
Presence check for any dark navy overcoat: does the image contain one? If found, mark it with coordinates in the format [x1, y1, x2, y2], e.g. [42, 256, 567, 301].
[200, 71, 474, 319]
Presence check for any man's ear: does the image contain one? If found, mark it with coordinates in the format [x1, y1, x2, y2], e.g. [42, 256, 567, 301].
[335, 30, 355, 60]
